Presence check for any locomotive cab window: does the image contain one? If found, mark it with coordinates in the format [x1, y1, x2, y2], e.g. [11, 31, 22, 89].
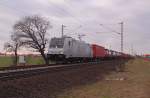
[49, 38, 65, 48]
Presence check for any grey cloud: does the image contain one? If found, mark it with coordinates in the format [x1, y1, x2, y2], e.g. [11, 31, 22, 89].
[0, 0, 149, 54]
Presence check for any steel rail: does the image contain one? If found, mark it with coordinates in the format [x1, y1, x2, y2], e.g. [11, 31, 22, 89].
[0, 62, 102, 80]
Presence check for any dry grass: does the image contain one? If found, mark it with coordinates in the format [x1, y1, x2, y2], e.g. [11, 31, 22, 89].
[0, 56, 45, 68]
[0, 58, 150, 98]
[55, 58, 150, 98]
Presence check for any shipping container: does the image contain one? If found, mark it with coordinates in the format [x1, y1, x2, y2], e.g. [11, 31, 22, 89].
[92, 44, 107, 58]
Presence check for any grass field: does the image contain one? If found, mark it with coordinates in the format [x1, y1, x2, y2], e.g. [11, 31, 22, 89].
[54, 58, 150, 98]
[0, 56, 14, 67]
[0, 56, 45, 67]
[26, 56, 45, 65]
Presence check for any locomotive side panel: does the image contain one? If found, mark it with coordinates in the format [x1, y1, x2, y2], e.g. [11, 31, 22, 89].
[63, 38, 92, 58]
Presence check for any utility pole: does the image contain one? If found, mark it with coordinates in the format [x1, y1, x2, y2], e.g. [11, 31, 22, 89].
[120, 22, 124, 53]
[99, 22, 124, 52]
[131, 44, 134, 55]
[61, 24, 66, 37]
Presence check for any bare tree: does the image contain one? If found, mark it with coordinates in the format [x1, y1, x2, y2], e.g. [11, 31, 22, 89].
[4, 35, 21, 65]
[13, 15, 51, 64]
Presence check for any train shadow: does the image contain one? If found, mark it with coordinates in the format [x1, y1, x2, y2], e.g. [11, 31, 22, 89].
[0, 59, 132, 98]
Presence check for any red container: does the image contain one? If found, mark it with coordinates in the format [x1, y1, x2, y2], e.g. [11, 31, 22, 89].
[92, 44, 107, 58]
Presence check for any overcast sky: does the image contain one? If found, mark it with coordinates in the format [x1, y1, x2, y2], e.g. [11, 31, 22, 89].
[0, 0, 150, 54]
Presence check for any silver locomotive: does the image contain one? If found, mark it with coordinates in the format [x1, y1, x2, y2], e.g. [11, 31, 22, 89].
[47, 36, 92, 62]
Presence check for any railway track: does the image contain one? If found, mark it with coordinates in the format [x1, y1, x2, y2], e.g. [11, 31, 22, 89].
[0, 62, 102, 81]
[0, 58, 128, 81]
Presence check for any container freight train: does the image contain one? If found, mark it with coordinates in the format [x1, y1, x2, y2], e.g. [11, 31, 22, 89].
[47, 36, 131, 62]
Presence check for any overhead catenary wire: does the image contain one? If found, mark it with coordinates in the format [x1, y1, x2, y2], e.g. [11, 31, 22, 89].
[63, 0, 86, 25]
[0, 0, 31, 16]
[0, 0, 120, 46]
[49, 0, 89, 36]
[99, 22, 124, 52]
[47, 0, 85, 26]
[0, 0, 99, 37]
[99, 24, 121, 35]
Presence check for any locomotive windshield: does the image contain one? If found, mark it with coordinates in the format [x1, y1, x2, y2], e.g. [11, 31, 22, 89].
[49, 38, 65, 48]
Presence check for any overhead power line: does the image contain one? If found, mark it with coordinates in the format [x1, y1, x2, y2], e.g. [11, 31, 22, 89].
[47, 0, 85, 25]
[0, 0, 29, 16]
[99, 22, 124, 52]
[99, 24, 120, 35]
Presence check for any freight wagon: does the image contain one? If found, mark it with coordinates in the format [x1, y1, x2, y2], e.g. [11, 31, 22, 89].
[91, 44, 107, 60]
[47, 36, 131, 62]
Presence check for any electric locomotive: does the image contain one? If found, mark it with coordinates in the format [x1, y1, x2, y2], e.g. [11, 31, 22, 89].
[47, 36, 92, 62]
